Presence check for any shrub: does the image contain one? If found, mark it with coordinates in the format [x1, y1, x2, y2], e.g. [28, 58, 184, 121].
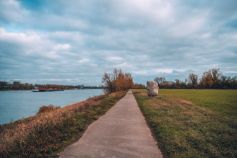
[37, 105, 60, 114]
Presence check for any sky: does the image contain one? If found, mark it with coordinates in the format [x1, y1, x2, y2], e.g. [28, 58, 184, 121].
[0, 0, 237, 85]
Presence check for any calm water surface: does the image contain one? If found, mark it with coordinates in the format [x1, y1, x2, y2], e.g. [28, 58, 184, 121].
[0, 89, 103, 124]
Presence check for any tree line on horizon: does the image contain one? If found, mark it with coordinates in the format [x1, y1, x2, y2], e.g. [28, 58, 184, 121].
[155, 68, 237, 89]
[103, 68, 237, 93]
[0, 81, 104, 90]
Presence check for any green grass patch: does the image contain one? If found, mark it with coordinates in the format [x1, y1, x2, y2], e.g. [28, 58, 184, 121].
[133, 89, 237, 158]
[0, 91, 125, 157]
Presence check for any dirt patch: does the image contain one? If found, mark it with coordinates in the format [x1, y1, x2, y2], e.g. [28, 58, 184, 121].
[178, 99, 193, 105]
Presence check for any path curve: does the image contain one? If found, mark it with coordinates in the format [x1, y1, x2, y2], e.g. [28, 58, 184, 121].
[60, 90, 162, 158]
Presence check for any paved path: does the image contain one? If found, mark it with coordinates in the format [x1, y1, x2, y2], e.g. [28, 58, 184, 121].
[60, 90, 162, 158]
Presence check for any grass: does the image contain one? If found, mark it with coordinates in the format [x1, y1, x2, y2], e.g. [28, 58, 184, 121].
[0, 91, 125, 158]
[133, 89, 237, 158]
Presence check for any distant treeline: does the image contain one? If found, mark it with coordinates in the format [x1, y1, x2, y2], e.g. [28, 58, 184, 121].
[155, 68, 237, 89]
[0, 81, 34, 90]
[102, 68, 237, 93]
[0, 81, 104, 90]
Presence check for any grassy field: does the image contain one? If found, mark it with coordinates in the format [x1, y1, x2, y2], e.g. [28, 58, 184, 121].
[133, 89, 237, 158]
[0, 91, 125, 157]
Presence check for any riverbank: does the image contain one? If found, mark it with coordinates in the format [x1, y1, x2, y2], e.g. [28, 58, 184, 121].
[133, 89, 237, 158]
[0, 91, 126, 157]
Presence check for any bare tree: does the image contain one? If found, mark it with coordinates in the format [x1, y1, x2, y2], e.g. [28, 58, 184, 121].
[154, 77, 166, 84]
[200, 68, 222, 88]
[188, 73, 198, 88]
[102, 72, 114, 93]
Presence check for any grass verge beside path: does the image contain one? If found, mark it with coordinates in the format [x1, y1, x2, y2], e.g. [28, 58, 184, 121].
[133, 89, 237, 158]
[0, 91, 125, 158]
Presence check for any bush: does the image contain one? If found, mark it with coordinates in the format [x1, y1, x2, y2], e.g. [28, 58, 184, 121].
[37, 105, 60, 114]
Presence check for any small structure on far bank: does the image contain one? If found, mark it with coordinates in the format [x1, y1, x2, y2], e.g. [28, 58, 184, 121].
[147, 81, 159, 96]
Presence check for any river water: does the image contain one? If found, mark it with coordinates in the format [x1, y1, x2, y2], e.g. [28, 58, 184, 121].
[0, 89, 103, 124]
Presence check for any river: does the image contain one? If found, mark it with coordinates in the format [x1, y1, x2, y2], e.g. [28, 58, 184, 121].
[0, 89, 103, 124]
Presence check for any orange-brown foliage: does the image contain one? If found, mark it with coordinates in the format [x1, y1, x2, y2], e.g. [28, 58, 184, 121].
[103, 69, 134, 93]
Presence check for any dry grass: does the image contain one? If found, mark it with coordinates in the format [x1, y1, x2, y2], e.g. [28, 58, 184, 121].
[0, 91, 125, 157]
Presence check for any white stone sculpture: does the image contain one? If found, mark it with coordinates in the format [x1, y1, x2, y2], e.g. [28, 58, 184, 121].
[147, 81, 159, 96]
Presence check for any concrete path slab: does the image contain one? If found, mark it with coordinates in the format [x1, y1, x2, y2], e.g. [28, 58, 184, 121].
[60, 90, 162, 158]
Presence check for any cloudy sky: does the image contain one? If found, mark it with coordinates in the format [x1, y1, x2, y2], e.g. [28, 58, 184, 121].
[0, 0, 237, 85]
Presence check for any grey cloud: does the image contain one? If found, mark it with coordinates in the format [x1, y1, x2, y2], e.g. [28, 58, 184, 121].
[0, 0, 237, 84]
